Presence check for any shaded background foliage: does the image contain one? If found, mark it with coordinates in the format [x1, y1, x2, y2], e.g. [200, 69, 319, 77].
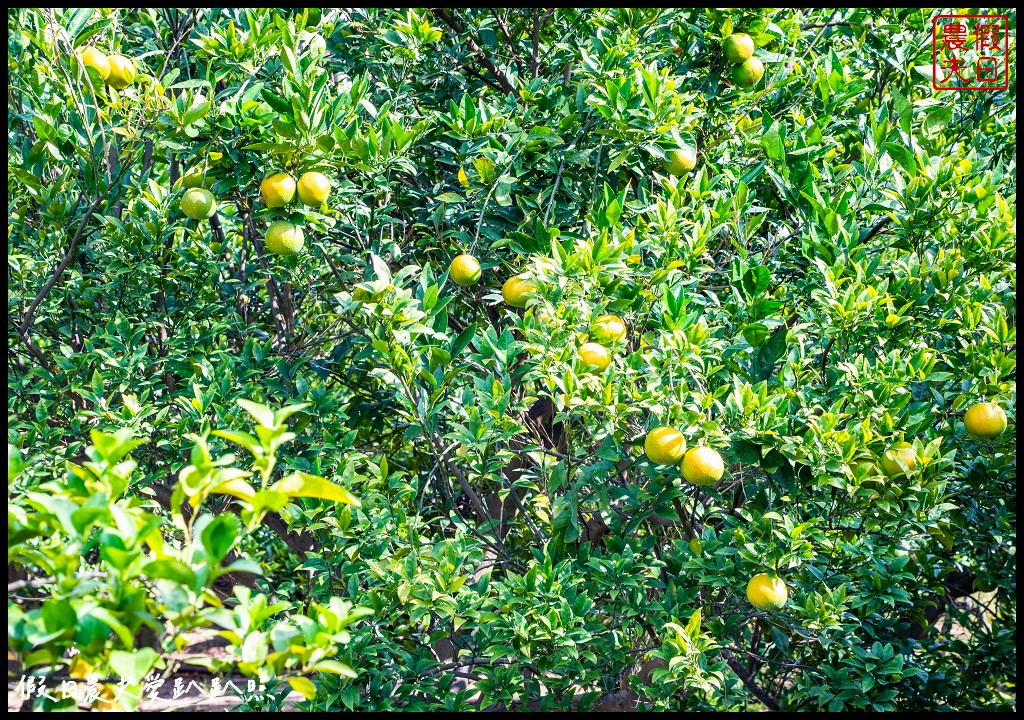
[7, 7, 1017, 711]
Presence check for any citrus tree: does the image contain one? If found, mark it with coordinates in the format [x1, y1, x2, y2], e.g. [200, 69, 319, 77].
[7, 7, 1016, 712]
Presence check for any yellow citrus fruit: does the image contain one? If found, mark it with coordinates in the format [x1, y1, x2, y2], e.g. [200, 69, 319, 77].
[106, 55, 136, 88]
[663, 147, 697, 176]
[732, 57, 764, 88]
[179, 188, 216, 220]
[590, 314, 627, 344]
[578, 342, 611, 372]
[964, 402, 1007, 439]
[681, 446, 725, 485]
[450, 254, 482, 286]
[722, 32, 755, 63]
[881, 441, 917, 477]
[265, 220, 304, 255]
[746, 573, 788, 610]
[79, 47, 110, 79]
[297, 171, 331, 206]
[260, 172, 296, 208]
[502, 276, 535, 308]
[644, 426, 686, 465]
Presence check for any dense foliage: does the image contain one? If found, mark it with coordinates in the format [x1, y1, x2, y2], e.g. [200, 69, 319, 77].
[7, 7, 1016, 712]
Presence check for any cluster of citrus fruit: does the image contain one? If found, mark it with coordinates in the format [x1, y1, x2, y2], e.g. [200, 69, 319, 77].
[737, 403, 1007, 610]
[647, 425, 780, 610]
[450, 254, 626, 373]
[645, 426, 726, 486]
[852, 402, 1008, 483]
[77, 46, 137, 89]
[178, 169, 333, 257]
[722, 32, 764, 89]
[257, 171, 331, 255]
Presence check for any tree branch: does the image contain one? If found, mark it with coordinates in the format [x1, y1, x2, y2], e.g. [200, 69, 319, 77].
[19, 195, 102, 337]
[722, 647, 783, 711]
[531, 9, 540, 78]
[859, 215, 893, 245]
[490, 9, 525, 77]
[432, 8, 516, 94]
[820, 336, 836, 385]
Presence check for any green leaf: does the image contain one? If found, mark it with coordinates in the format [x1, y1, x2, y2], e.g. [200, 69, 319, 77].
[762, 120, 785, 163]
[882, 142, 916, 174]
[223, 558, 263, 576]
[237, 399, 275, 428]
[142, 559, 198, 587]
[922, 106, 953, 139]
[732, 439, 761, 464]
[742, 323, 769, 346]
[182, 101, 211, 126]
[741, 267, 770, 299]
[8, 443, 24, 482]
[271, 472, 361, 506]
[109, 648, 160, 685]
[66, 9, 96, 43]
[209, 476, 256, 500]
[200, 513, 239, 564]
[274, 403, 311, 425]
[311, 659, 358, 677]
[287, 676, 318, 700]
[41, 599, 76, 634]
[260, 87, 292, 114]
[212, 430, 263, 455]
[90, 607, 134, 648]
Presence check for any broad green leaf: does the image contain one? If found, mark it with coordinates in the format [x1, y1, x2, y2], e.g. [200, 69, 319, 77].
[271, 472, 361, 506]
[237, 399, 275, 428]
[287, 676, 318, 700]
[109, 648, 160, 685]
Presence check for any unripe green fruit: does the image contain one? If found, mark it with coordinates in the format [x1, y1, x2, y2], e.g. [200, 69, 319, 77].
[747, 573, 788, 610]
[663, 147, 697, 176]
[732, 57, 764, 89]
[450, 254, 482, 286]
[261, 173, 296, 208]
[578, 342, 611, 372]
[182, 171, 214, 190]
[590, 314, 627, 344]
[964, 402, 1007, 438]
[644, 426, 686, 465]
[881, 442, 916, 478]
[180, 188, 217, 220]
[265, 221, 305, 256]
[502, 276, 535, 308]
[722, 33, 754, 63]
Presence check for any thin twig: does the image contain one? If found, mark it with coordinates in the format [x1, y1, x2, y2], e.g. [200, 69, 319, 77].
[489, 9, 525, 77]
[433, 9, 516, 94]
